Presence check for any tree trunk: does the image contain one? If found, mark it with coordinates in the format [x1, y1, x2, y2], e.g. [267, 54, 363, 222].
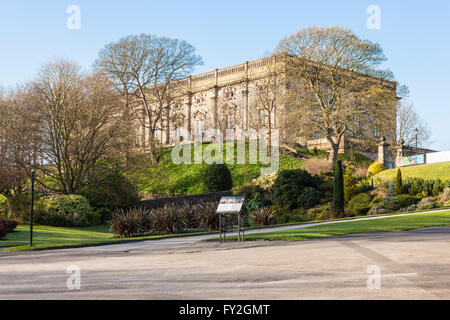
[328, 142, 339, 165]
[327, 134, 342, 165]
[148, 133, 157, 165]
[267, 113, 272, 156]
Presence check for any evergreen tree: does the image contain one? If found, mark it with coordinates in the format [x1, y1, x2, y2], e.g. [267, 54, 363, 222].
[333, 160, 345, 217]
[394, 169, 403, 195]
[344, 162, 358, 204]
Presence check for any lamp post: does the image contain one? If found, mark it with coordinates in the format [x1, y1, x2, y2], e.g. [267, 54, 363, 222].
[414, 128, 419, 150]
[29, 169, 35, 247]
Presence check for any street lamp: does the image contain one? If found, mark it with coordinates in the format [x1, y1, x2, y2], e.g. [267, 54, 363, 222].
[414, 128, 419, 150]
[29, 169, 35, 247]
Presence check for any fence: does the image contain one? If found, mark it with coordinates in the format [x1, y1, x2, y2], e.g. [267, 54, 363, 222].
[426, 150, 450, 165]
[140, 191, 233, 210]
[397, 150, 450, 167]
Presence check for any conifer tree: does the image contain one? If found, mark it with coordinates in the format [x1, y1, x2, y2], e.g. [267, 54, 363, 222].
[333, 160, 345, 217]
[394, 169, 403, 195]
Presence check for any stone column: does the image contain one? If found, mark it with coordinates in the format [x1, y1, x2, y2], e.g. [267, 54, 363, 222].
[378, 136, 390, 168]
[244, 61, 249, 130]
[213, 69, 219, 128]
[395, 138, 404, 167]
[186, 92, 192, 141]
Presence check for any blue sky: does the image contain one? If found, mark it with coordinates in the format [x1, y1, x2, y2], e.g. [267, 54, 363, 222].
[1, 0, 449, 150]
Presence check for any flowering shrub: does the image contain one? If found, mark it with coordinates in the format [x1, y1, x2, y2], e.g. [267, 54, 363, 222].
[251, 174, 277, 191]
[367, 161, 386, 177]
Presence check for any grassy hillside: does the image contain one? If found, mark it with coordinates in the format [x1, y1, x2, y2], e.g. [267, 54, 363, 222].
[126, 142, 305, 196]
[125, 142, 374, 196]
[374, 162, 450, 181]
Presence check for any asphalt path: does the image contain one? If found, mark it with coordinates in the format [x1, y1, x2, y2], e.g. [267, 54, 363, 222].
[1, 210, 449, 299]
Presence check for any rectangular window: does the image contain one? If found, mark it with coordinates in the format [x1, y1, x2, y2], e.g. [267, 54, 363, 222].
[374, 120, 380, 137]
[354, 115, 361, 132]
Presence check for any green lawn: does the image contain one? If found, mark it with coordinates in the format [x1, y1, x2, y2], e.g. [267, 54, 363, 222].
[374, 162, 450, 181]
[0, 224, 213, 252]
[229, 211, 450, 241]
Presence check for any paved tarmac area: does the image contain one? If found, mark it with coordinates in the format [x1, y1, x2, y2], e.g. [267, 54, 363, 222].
[1, 225, 449, 300]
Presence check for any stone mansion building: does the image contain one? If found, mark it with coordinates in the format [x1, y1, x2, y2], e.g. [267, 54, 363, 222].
[135, 55, 398, 164]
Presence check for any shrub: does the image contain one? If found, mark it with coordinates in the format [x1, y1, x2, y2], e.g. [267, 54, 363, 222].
[432, 179, 445, 197]
[233, 184, 264, 213]
[251, 174, 277, 192]
[297, 187, 322, 210]
[271, 205, 305, 224]
[0, 223, 7, 239]
[81, 170, 140, 223]
[317, 180, 334, 197]
[395, 169, 403, 195]
[347, 193, 372, 216]
[0, 219, 18, 233]
[203, 164, 233, 192]
[367, 161, 385, 177]
[195, 201, 219, 231]
[251, 207, 276, 226]
[38, 195, 93, 227]
[417, 198, 437, 210]
[382, 197, 401, 211]
[305, 204, 333, 221]
[367, 203, 387, 215]
[333, 160, 345, 217]
[438, 188, 450, 202]
[382, 183, 401, 211]
[344, 163, 358, 204]
[109, 207, 150, 238]
[370, 196, 383, 206]
[150, 204, 188, 234]
[406, 204, 418, 212]
[5, 193, 31, 223]
[274, 169, 318, 209]
[86, 211, 101, 226]
[403, 178, 447, 197]
[395, 195, 420, 208]
[444, 200, 450, 208]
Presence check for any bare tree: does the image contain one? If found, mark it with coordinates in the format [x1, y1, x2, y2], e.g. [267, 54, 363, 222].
[0, 88, 32, 196]
[96, 34, 203, 164]
[397, 102, 431, 148]
[276, 26, 397, 164]
[250, 56, 285, 154]
[24, 60, 127, 194]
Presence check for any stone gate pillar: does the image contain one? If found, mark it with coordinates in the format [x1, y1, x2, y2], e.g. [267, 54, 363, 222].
[395, 139, 405, 168]
[378, 136, 390, 168]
